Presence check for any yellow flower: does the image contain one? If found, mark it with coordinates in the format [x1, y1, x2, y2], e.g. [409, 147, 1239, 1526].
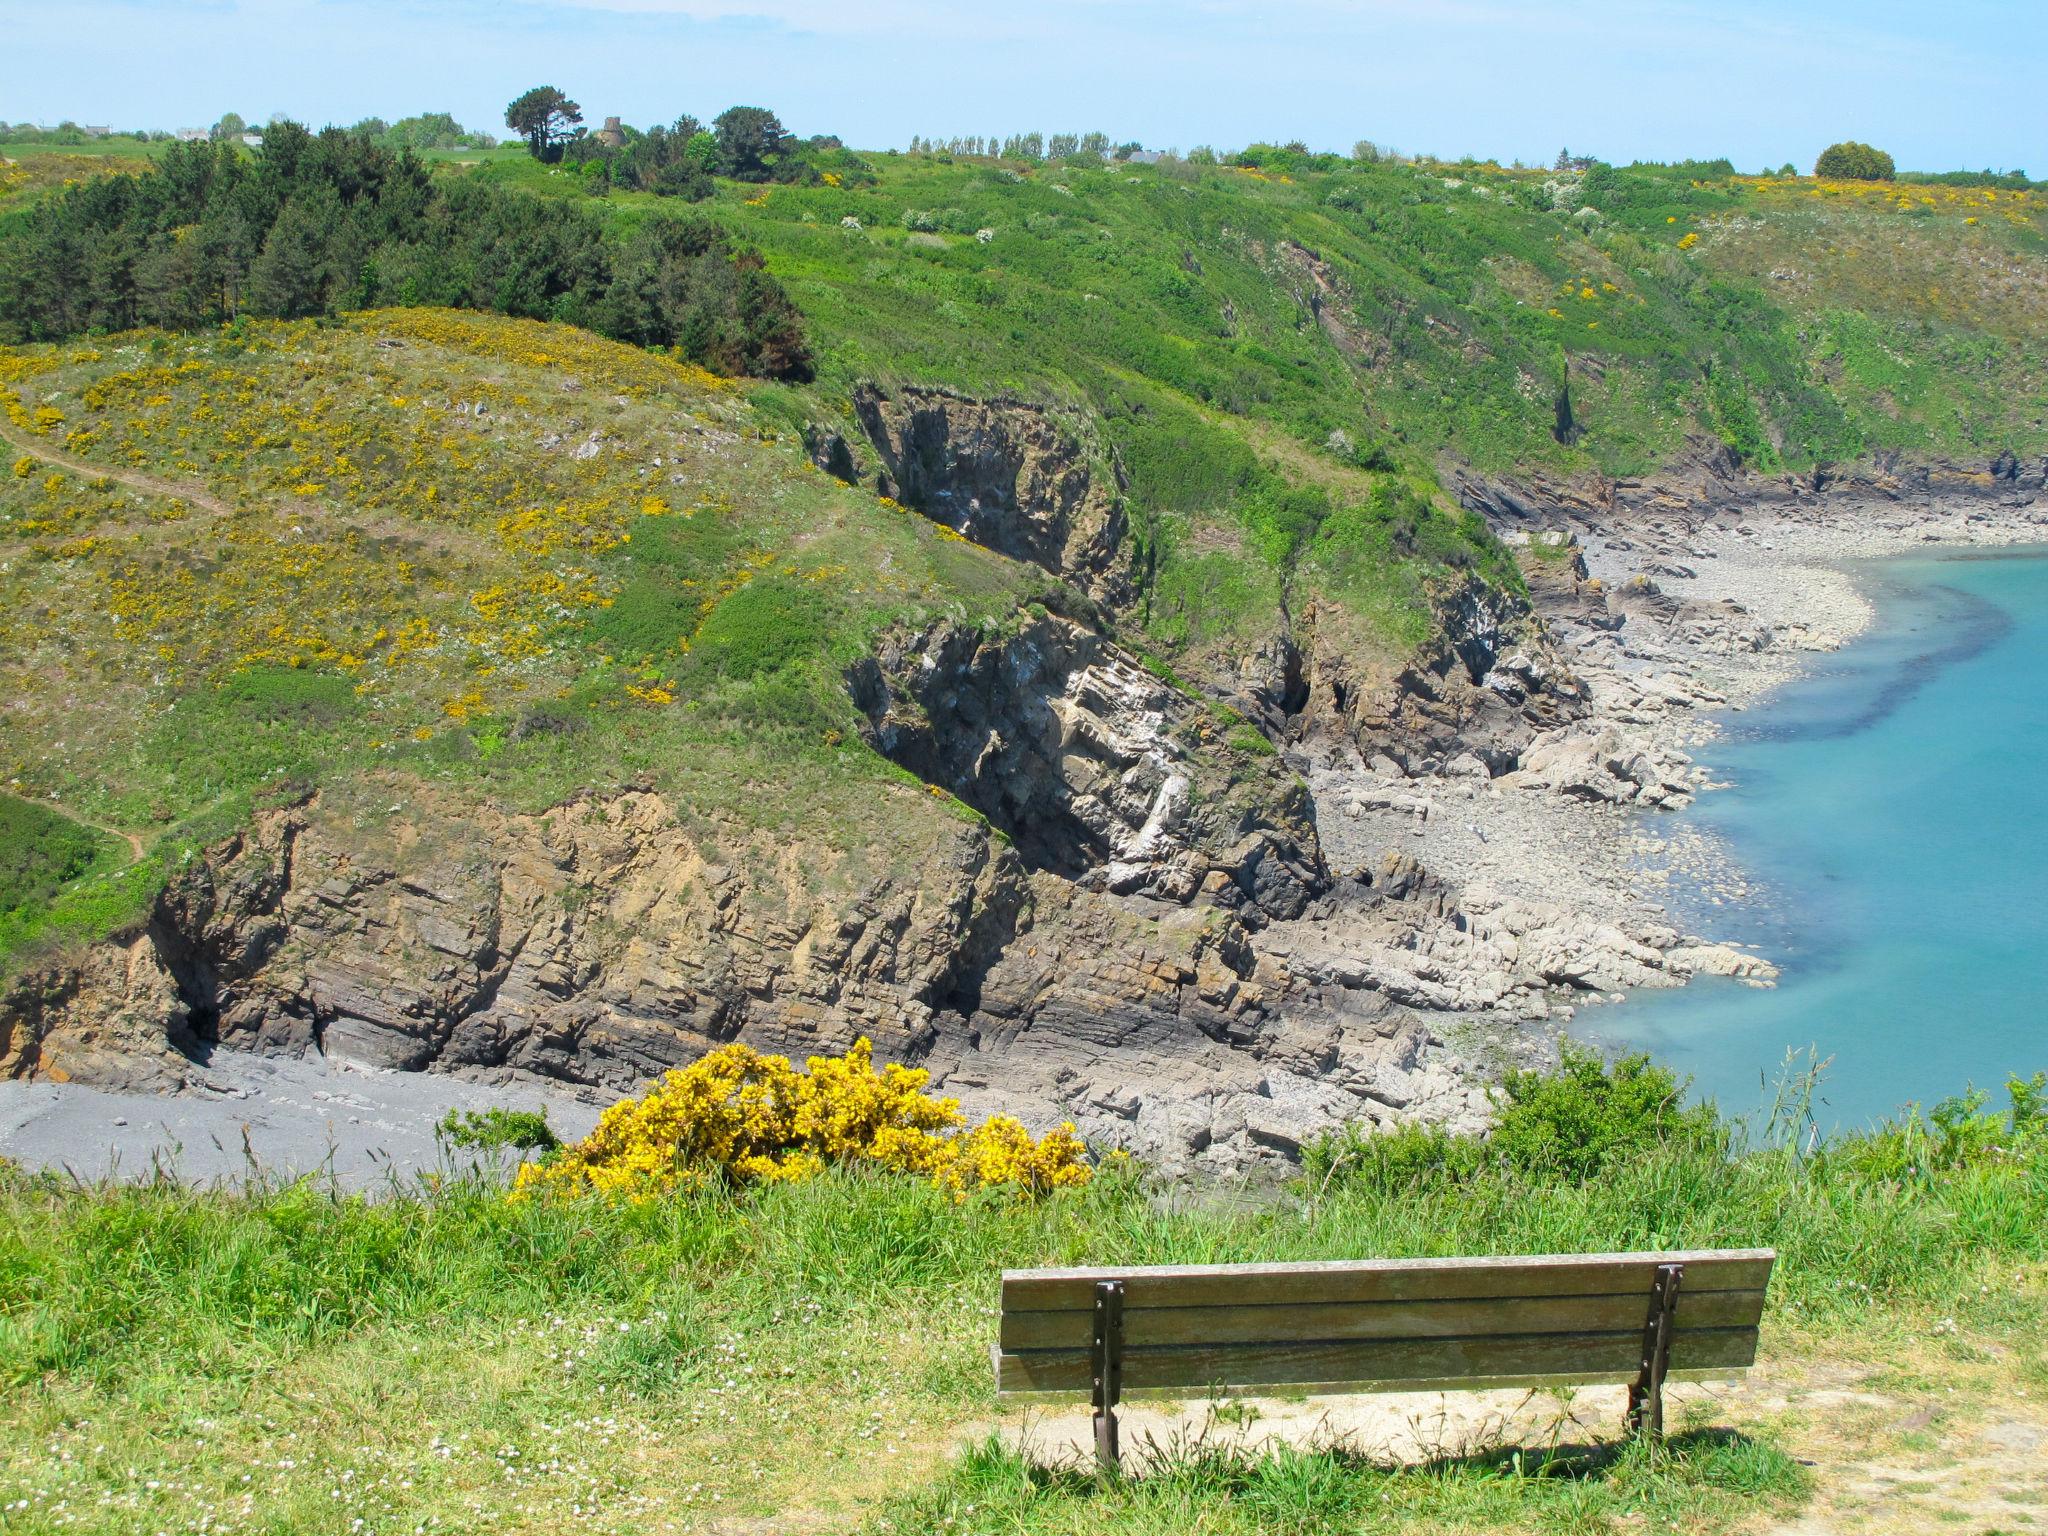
[515, 1038, 1094, 1201]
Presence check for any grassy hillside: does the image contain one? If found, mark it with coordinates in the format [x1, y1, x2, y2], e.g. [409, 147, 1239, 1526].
[0, 309, 1051, 970]
[3, 135, 2044, 974]
[478, 149, 2047, 477]
[464, 143, 2047, 662]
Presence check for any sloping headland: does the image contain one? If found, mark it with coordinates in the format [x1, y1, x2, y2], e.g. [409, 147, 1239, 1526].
[1, 137, 2045, 1174]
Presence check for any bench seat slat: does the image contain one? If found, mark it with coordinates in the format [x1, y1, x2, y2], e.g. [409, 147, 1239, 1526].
[1001, 1250, 1775, 1312]
[998, 1286, 1766, 1351]
[995, 1325, 1761, 1395]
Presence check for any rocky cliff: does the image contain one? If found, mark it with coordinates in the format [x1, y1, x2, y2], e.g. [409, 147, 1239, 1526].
[3, 595, 1515, 1175]
[844, 383, 1130, 601]
[14, 310, 2039, 1176]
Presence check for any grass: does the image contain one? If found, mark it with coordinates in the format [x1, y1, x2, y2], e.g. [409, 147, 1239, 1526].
[883, 1429, 1810, 1535]
[0, 1056, 2042, 1534]
[5, 146, 2042, 963]
[0, 302, 1312, 974]
[443, 145, 2048, 676]
[0, 309, 1052, 972]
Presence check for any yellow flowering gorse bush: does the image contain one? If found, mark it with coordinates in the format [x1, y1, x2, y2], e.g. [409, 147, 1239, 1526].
[516, 1038, 1093, 1200]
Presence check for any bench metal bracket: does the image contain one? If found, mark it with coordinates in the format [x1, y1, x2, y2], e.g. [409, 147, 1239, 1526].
[1091, 1279, 1126, 1473]
[1627, 1261, 1685, 1438]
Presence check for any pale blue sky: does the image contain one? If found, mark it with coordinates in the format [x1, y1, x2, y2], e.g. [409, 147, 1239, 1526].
[3, 0, 2041, 171]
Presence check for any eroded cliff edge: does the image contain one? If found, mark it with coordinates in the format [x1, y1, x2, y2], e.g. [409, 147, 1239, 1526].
[7, 375, 2045, 1173]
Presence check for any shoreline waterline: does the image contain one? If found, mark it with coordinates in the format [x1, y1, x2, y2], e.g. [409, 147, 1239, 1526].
[1588, 541, 2048, 1130]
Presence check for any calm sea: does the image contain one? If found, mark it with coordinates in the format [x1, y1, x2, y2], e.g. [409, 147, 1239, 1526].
[1591, 546, 2048, 1131]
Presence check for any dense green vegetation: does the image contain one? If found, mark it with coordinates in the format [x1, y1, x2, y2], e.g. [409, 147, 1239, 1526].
[2, 125, 2043, 969]
[0, 796, 129, 957]
[0, 123, 811, 378]
[539, 133, 2042, 665]
[1814, 141, 1896, 181]
[1, 1051, 2042, 1531]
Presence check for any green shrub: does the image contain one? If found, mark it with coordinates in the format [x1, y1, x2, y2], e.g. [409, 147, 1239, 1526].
[1491, 1047, 1724, 1178]
[684, 576, 833, 681]
[1819, 1073, 2047, 1184]
[436, 1107, 562, 1156]
[1814, 141, 1897, 181]
[0, 797, 111, 916]
[217, 666, 359, 726]
[590, 574, 695, 664]
[1305, 1046, 1724, 1188]
[1225, 724, 1276, 757]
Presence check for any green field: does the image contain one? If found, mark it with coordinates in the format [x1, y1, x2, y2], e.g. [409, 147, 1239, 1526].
[474, 141, 2048, 669]
[1, 1058, 2042, 1534]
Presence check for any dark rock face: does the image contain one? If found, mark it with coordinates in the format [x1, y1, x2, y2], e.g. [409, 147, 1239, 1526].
[852, 612, 1327, 920]
[1298, 574, 1589, 776]
[801, 423, 859, 484]
[851, 383, 1128, 595]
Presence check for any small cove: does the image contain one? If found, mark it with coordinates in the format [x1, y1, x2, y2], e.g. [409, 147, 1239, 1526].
[1592, 544, 2048, 1130]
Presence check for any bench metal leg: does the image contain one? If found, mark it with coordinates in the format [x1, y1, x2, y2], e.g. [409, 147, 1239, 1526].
[1091, 1279, 1125, 1473]
[1627, 1262, 1684, 1439]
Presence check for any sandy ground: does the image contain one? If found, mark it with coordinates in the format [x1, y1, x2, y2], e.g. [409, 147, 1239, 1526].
[0, 1051, 603, 1188]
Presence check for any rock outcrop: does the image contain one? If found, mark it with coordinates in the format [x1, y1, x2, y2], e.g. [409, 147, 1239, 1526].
[850, 383, 1128, 597]
[0, 771, 1496, 1179]
[1298, 572, 1590, 775]
[0, 935, 200, 1091]
[850, 612, 1325, 919]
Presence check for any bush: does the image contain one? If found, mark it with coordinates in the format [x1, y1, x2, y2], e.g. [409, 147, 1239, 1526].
[682, 575, 831, 680]
[653, 161, 711, 200]
[1304, 1046, 1723, 1188]
[0, 123, 811, 380]
[0, 797, 112, 919]
[515, 1038, 1093, 1200]
[436, 1107, 561, 1156]
[1819, 1073, 2047, 1183]
[1491, 1047, 1724, 1178]
[1814, 141, 1896, 181]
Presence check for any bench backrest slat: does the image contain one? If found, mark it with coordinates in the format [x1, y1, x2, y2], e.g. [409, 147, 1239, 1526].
[1000, 1285, 1766, 1351]
[994, 1249, 1774, 1398]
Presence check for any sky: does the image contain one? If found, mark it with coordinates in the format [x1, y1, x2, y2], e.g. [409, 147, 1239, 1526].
[3, 0, 2042, 173]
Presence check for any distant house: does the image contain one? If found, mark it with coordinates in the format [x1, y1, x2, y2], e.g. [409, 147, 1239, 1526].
[175, 128, 208, 142]
[81, 124, 110, 139]
[241, 132, 263, 148]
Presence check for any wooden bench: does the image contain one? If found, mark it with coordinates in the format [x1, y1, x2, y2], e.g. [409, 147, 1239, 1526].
[994, 1248, 1775, 1470]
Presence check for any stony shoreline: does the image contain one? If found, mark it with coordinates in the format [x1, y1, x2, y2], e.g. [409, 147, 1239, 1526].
[2, 477, 2043, 1186]
[1298, 487, 2048, 1081]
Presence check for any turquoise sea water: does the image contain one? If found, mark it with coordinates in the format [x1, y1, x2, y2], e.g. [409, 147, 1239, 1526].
[1592, 546, 2048, 1132]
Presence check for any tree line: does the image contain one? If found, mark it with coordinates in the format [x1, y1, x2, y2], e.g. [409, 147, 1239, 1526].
[0, 121, 812, 379]
[503, 89, 851, 200]
[905, 132, 1151, 162]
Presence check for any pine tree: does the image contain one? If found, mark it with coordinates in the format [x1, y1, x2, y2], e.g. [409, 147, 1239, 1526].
[247, 191, 336, 318]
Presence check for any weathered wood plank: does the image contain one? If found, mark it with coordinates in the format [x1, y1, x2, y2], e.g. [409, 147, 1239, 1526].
[995, 1325, 1760, 1395]
[1001, 1251, 1774, 1312]
[995, 1365, 1751, 1403]
[998, 1287, 1766, 1351]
